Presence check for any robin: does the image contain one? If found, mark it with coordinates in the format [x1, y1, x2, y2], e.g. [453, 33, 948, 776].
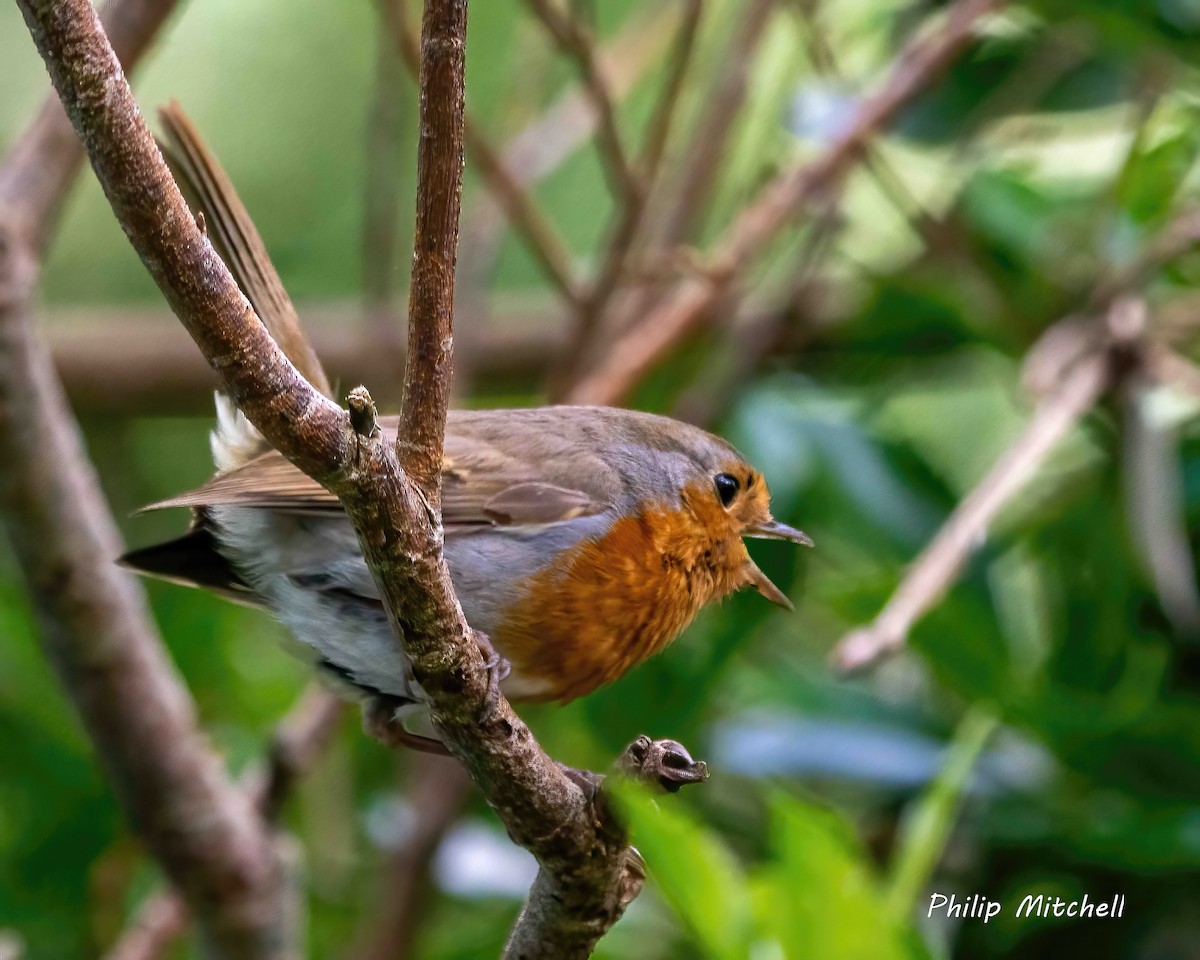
[121, 106, 813, 743]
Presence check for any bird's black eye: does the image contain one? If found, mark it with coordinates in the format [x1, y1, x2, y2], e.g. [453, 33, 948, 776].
[714, 473, 740, 507]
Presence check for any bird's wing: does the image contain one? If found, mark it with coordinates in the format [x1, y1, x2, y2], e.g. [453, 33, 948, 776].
[146, 415, 613, 528]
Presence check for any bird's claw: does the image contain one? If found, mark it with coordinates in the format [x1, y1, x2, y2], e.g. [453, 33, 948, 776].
[362, 696, 450, 755]
[474, 630, 510, 723]
[561, 764, 604, 802]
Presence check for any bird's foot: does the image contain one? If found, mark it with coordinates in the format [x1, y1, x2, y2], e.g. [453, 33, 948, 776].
[362, 696, 450, 755]
[473, 630, 510, 723]
[561, 764, 604, 802]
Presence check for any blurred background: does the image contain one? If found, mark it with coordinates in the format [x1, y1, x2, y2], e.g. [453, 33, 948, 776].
[4, 0, 1200, 957]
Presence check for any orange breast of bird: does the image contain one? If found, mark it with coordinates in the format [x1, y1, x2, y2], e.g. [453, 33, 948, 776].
[494, 480, 753, 703]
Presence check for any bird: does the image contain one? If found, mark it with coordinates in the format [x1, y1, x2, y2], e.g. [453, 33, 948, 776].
[121, 105, 813, 746]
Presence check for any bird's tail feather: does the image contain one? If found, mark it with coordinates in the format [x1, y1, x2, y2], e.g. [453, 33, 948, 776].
[156, 101, 332, 471]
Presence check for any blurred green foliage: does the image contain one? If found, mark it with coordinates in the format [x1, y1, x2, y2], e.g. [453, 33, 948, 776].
[5, 0, 1200, 957]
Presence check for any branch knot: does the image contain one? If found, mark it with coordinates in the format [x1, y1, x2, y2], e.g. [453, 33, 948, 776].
[346, 385, 380, 438]
[616, 734, 710, 794]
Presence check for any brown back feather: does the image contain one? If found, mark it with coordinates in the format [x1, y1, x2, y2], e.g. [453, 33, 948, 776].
[146, 415, 609, 529]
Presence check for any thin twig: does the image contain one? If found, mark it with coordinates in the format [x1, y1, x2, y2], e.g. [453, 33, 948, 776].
[549, 0, 703, 394]
[671, 200, 840, 425]
[638, 0, 702, 182]
[600, 0, 779, 375]
[567, 0, 1005, 405]
[523, 0, 640, 204]
[795, 0, 944, 247]
[500, 7, 678, 185]
[654, 0, 777, 248]
[833, 299, 1146, 672]
[465, 125, 584, 305]
[395, 0, 467, 494]
[379, 0, 584, 306]
[383, 1, 677, 310]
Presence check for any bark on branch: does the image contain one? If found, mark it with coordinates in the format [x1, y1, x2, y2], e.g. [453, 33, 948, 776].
[104, 687, 347, 959]
[2, 1, 296, 957]
[15, 0, 705, 955]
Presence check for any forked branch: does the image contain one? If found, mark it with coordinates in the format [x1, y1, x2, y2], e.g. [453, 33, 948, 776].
[3, 0, 296, 956]
[14, 0, 704, 955]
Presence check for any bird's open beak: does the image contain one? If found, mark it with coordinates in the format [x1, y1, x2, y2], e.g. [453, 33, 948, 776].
[745, 519, 814, 548]
[742, 519, 812, 610]
[745, 561, 795, 611]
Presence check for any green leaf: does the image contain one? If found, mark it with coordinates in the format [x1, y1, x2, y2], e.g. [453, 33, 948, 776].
[1119, 124, 1200, 226]
[612, 783, 754, 960]
[886, 707, 1000, 919]
[758, 792, 926, 960]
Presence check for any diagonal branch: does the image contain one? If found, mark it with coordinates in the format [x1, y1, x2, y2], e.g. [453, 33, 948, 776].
[1, 1, 297, 957]
[0, 0, 182, 247]
[523, 0, 640, 204]
[104, 686, 347, 960]
[637, 0, 701, 182]
[832, 194, 1200, 673]
[500, 6, 678, 185]
[14, 2, 706, 958]
[654, 0, 777, 249]
[549, 0, 703, 395]
[833, 299, 1146, 672]
[566, 0, 1006, 405]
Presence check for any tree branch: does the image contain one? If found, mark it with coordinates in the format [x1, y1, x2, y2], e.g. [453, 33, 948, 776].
[833, 299, 1146, 672]
[103, 686, 347, 960]
[503, 736, 709, 959]
[394, 0, 467, 494]
[566, 0, 1005, 405]
[0, 0, 180, 248]
[549, 0, 703, 395]
[500, 6, 677, 185]
[15, 2, 705, 957]
[654, 0, 777, 248]
[831, 191, 1200, 672]
[380, 0, 584, 307]
[46, 300, 565, 416]
[523, 0, 640, 204]
[1, 2, 300, 957]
